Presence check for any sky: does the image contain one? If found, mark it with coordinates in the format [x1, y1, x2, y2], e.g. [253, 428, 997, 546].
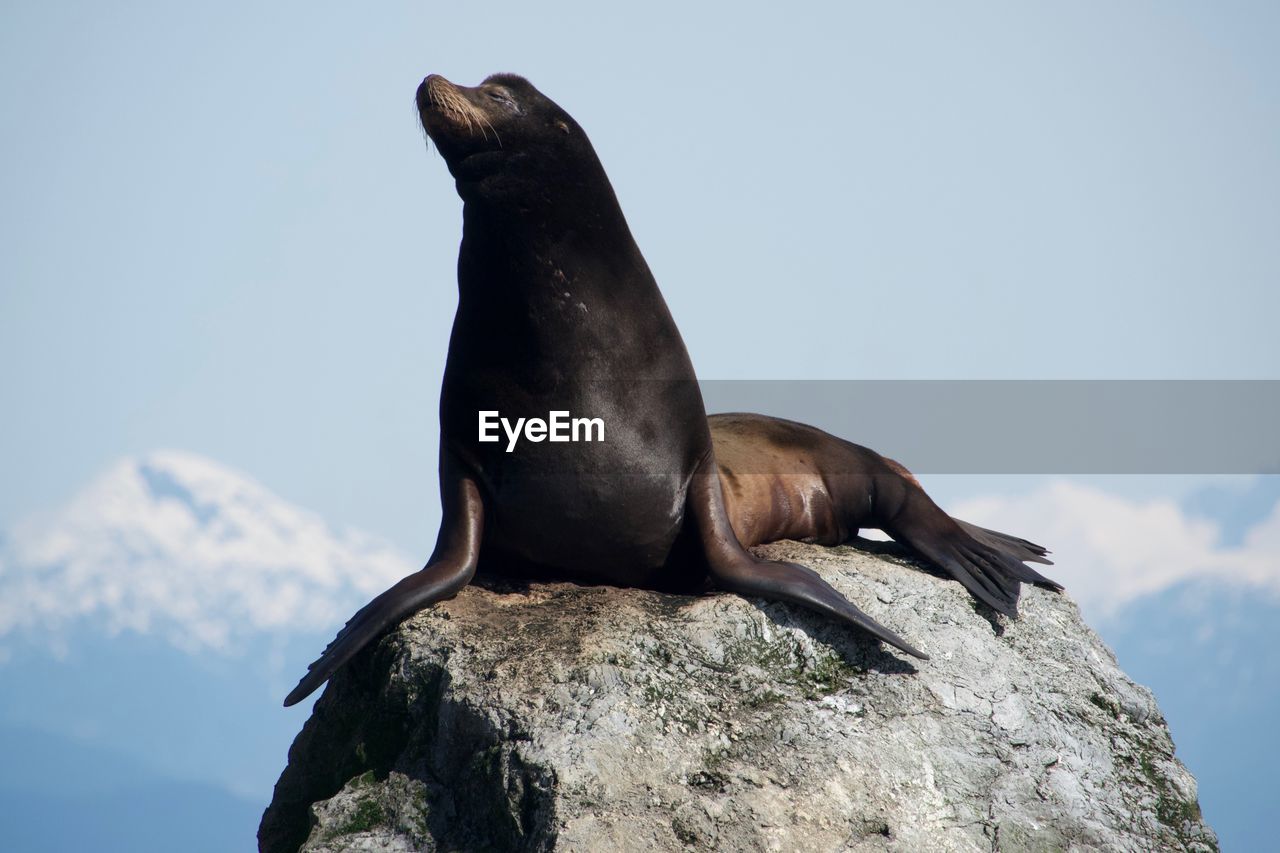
[1, 1, 1278, 849]
[3, 1, 1278, 553]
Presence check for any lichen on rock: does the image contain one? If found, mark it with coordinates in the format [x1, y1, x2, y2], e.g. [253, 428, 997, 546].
[260, 541, 1217, 852]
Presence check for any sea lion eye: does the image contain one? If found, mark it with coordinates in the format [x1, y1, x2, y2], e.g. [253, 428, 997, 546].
[487, 89, 514, 105]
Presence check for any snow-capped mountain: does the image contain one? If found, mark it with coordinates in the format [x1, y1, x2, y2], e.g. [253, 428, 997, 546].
[0, 452, 422, 851]
[0, 451, 415, 657]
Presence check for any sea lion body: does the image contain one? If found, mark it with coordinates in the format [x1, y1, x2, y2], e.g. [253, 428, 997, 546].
[711, 412, 1055, 569]
[713, 413, 890, 548]
[283, 74, 1057, 708]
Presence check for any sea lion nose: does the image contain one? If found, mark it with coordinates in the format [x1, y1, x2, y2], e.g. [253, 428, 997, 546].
[418, 74, 455, 107]
[417, 75, 437, 109]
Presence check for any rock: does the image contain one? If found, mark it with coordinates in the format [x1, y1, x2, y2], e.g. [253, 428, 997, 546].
[259, 541, 1218, 852]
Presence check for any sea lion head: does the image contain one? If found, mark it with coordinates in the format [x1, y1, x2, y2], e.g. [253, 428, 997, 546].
[416, 73, 609, 212]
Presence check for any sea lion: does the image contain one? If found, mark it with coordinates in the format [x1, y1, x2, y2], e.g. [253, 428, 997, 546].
[283, 74, 1058, 708]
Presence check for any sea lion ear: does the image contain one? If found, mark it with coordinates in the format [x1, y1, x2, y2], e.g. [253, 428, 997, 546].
[555, 120, 571, 135]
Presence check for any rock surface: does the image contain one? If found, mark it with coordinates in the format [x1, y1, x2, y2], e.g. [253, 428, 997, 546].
[260, 541, 1217, 852]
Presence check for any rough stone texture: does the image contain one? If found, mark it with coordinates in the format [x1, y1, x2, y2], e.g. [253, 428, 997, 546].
[260, 541, 1217, 853]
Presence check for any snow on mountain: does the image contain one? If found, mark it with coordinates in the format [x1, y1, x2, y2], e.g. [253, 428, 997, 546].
[0, 451, 415, 656]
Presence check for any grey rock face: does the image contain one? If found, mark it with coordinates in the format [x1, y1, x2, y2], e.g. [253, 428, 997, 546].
[260, 541, 1217, 852]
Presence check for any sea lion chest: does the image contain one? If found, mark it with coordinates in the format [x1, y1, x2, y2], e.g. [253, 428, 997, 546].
[440, 228, 709, 582]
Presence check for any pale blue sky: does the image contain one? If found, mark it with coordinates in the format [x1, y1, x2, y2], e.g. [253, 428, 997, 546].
[3, 1, 1278, 554]
[2, 5, 1279, 849]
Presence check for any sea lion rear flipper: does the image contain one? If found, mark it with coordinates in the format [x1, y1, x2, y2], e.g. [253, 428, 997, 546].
[952, 519, 1055, 569]
[688, 455, 928, 661]
[887, 493, 1063, 616]
[897, 531, 1022, 617]
[282, 472, 485, 707]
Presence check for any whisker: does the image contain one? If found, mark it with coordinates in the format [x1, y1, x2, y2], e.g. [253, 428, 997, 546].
[479, 114, 502, 148]
[424, 80, 498, 147]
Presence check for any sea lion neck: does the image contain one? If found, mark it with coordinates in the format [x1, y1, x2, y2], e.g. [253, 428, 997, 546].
[455, 178, 650, 304]
[453, 145, 630, 235]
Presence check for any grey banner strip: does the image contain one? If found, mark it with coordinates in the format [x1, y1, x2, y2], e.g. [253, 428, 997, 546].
[698, 380, 1280, 474]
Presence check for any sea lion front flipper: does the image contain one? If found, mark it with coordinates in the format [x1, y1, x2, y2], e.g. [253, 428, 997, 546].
[282, 467, 485, 707]
[688, 455, 928, 661]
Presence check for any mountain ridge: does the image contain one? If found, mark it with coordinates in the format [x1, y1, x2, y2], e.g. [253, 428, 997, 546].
[0, 450, 414, 655]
